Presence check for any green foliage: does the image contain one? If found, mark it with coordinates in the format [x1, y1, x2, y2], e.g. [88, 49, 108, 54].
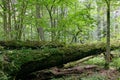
[81, 74, 106, 80]
[0, 70, 8, 80]
[0, 46, 4, 50]
[84, 57, 105, 66]
[0, 56, 8, 79]
[111, 58, 120, 69]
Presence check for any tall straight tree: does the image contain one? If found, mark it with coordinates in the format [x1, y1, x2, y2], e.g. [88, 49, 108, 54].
[104, 0, 111, 69]
[96, 0, 102, 40]
[2, 0, 12, 40]
[36, 0, 44, 41]
[15, 0, 28, 40]
[44, 0, 54, 41]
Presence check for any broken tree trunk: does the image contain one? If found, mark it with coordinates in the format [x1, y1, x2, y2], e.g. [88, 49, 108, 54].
[13, 41, 120, 79]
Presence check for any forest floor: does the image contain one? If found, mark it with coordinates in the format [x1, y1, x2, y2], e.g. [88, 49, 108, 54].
[27, 64, 120, 80]
[26, 54, 120, 80]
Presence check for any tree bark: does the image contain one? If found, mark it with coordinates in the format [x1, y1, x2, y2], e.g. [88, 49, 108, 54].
[105, 0, 111, 69]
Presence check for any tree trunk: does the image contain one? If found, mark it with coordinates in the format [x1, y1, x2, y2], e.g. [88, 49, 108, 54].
[96, 1, 102, 41]
[105, 0, 111, 69]
[14, 41, 120, 79]
[14, 0, 28, 40]
[45, 3, 56, 41]
[2, 0, 11, 40]
[0, 41, 65, 49]
[36, 0, 44, 41]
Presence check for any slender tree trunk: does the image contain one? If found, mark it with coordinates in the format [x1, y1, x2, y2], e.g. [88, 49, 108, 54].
[49, 10, 55, 41]
[18, 0, 27, 40]
[105, 0, 111, 69]
[14, 0, 28, 40]
[36, 1, 44, 41]
[11, 0, 17, 40]
[60, 5, 67, 42]
[53, 7, 56, 40]
[3, 0, 7, 39]
[102, 7, 107, 38]
[8, 0, 12, 39]
[2, 0, 12, 40]
[96, 2, 101, 41]
[2, 0, 8, 40]
[45, 4, 55, 41]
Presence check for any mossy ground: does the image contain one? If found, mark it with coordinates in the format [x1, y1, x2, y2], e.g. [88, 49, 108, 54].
[51, 54, 120, 80]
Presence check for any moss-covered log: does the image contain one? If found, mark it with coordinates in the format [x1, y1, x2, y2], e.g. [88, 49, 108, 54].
[0, 41, 65, 49]
[7, 41, 119, 79]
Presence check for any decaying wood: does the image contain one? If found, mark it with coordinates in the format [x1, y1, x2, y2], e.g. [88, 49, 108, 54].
[0, 41, 65, 49]
[14, 41, 120, 79]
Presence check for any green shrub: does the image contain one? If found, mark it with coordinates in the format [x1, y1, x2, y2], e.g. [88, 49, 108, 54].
[84, 57, 105, 66]
[81, 74, 106, 80]
[0, 46, 4, 50]
[0, 70, 8, 80]
[111, 58, 120, 69]
[51, 74, 106, 80]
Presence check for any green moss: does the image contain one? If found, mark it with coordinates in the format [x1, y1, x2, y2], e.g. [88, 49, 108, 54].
[1, 41, 120, 79]
[110, 58, 120, 69]
[0, 41, 65, 49]
[84, 57, 105, 66]
[0, 46, 4, 50]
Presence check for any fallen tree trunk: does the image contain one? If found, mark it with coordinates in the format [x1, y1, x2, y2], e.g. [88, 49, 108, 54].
[12, 41, 120, 79]
[0, 41, 65, 49]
